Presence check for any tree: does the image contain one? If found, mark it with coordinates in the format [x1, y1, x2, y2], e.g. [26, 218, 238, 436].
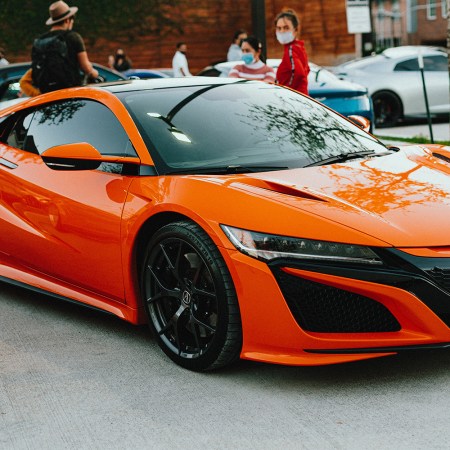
[0, 0, 184, 53]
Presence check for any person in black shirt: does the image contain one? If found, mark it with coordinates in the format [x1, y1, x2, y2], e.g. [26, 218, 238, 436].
[21, 0, 99, 96]
[113, 49, 132, 72]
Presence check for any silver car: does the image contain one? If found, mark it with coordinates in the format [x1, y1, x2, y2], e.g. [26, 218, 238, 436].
[332, 46, 449, 127]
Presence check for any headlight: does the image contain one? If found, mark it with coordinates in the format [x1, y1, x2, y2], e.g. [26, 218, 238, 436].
[221, 225, 382, 265]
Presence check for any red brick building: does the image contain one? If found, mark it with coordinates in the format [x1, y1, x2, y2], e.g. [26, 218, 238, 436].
[371, 0, 448, 50]
[9, 1, 449, 72]
[84, 0, 357, 72]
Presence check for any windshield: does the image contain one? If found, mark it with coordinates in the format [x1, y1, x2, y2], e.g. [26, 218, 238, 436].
[118, 82, 387, 174]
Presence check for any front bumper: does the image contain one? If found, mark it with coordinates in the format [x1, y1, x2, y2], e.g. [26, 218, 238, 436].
[225, 246, 450, 366]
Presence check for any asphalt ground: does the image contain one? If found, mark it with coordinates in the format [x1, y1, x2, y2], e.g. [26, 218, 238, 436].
[2, 282, 450, 449]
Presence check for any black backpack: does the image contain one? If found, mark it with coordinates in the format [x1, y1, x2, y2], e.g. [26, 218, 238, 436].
[31, 31, 79, 93]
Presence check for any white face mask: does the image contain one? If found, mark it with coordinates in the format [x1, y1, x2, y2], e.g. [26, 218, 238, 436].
[276, 31, 295, 45]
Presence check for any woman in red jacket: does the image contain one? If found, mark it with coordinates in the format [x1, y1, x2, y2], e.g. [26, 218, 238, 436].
[274, 9, 310, 95]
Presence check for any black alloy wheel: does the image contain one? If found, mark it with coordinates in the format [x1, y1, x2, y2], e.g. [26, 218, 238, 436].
[372, 90, 403, 128]
[142, 221, 242, 371]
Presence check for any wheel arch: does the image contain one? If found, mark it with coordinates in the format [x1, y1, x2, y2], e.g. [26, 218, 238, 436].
[134, 211, 189, 287]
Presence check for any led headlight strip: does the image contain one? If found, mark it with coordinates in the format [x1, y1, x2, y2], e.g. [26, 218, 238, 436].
[221, 225, 382, 265]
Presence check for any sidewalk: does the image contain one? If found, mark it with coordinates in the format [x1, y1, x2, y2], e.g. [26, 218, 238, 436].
[374, 122, 450, 142]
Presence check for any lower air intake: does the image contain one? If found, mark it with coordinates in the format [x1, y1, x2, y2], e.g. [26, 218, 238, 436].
[272, 268, 401, 333]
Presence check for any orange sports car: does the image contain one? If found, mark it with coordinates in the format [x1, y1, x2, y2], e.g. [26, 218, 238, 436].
[1, 78, 450, 371]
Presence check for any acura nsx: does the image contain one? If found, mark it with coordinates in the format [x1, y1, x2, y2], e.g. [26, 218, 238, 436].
[1, 78, 450, 371]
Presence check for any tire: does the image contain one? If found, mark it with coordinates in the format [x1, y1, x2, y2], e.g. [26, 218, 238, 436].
[372, 90, 403, 128]
[141, 221, 242, 371]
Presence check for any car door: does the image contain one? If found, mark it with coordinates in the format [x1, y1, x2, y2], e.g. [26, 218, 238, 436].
[422, 55, 450, 114]
[393, 55, 449, 115]
[0, 99, 137, 302]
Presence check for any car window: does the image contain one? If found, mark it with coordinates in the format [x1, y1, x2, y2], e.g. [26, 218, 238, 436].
[4, 110, 35, 151]
[423, 55, 448, 71]
[96, 66, 126, 82]
[394, 58, 419, 71]
[394, 55, 448, 72]
[0, 80, 22, 101]
[25, 99, 136, 157]
[119, 82, 387, 173]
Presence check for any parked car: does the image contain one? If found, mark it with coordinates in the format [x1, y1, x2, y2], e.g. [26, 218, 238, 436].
[2, 78, 450, 371]
[197, 59, 374, 126]
[0, 62, 126, 103]
[332, 46, 450, 127]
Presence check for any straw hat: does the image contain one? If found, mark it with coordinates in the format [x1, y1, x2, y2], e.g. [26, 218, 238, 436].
[46, 1, 78, 26]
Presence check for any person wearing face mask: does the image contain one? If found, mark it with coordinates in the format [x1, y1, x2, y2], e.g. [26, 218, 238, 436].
[113, 48, 132, 72]
[274, 9, 310, 95]
[227, 29, 247, 62]
[228, 36, 275, 82]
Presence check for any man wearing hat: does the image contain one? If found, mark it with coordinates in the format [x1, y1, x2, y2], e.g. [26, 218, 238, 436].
[21, 0, 98, 95]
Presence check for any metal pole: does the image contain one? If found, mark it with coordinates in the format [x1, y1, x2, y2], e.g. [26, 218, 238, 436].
[251, 0, 267, 61]
[418, 48, 434, 143]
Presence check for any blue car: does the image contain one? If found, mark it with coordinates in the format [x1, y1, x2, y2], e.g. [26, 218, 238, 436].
[0, 62, 126, 104]
[197, 59, 374, 130]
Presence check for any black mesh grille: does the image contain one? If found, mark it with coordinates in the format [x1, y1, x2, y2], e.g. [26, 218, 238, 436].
[272, 268, 401, 333]
[424, 267, 450, 294]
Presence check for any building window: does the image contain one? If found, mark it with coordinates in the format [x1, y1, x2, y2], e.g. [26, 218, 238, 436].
[427, 0, 437, 19]
[443, 0, 448, 18]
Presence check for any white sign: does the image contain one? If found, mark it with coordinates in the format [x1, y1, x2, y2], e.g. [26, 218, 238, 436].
[346, 0, 372, 34]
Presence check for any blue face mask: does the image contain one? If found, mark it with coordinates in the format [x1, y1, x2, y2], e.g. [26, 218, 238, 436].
[241, 53, 254, 65]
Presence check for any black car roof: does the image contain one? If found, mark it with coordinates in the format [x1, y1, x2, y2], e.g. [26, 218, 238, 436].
[101, 77, 245, 94]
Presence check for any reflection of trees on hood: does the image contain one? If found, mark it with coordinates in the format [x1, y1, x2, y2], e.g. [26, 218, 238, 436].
[321, 157, 449, 215]
[37, 101, 84, 126]
[244, 95, 375, 162]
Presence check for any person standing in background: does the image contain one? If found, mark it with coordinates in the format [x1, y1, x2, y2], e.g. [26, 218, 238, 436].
[113, 48, 132, 72]
[274, 9, 309, 95]
[229, 36, 275, 82]
[172, 42, 192, 77]
[227, 29, 247, 61]
[107, 54, 114, 69]
[21, 0, 98, 96]
[0, 48, 9, 66]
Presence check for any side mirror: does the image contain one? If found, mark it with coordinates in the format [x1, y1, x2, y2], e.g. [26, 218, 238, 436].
[41, 142, 140, 170]
[348, 115, 371, 133]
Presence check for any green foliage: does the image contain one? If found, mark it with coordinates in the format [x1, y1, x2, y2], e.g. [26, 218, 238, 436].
[0, 0, 183, 54]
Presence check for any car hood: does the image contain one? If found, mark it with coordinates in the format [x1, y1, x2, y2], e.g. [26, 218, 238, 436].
[230, 145, 450, 247]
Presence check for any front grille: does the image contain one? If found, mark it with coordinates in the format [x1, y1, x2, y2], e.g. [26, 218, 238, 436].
[424, 267, 450, 294]
[272, 268, 401, 333]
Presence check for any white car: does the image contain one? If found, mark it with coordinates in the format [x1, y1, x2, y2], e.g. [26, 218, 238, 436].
[332, 46, 449, 127]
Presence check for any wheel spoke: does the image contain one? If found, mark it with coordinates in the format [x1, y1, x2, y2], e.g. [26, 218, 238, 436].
[146, 267, 180, 303]
[190, 259, 216, 298]
[191, 311, 216, 333]
[192, 286, 216, 299]
[189, 320, 201, 354]
[191, 258, 203, 287]
[160, 242, 184, 286]
[158, 303, 186, 339]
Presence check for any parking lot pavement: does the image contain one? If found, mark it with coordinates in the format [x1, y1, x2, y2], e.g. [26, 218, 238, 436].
[374, 121, 450, 142]
[2, 283, 450, 449]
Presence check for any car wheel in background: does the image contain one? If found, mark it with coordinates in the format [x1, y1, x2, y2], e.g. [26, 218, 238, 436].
[372, 90, 403, 128]
[142, 221, 242, 371]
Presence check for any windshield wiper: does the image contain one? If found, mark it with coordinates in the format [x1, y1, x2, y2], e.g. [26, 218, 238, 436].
[166, 165, 289, 175]
[304, 151, 384, 168]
